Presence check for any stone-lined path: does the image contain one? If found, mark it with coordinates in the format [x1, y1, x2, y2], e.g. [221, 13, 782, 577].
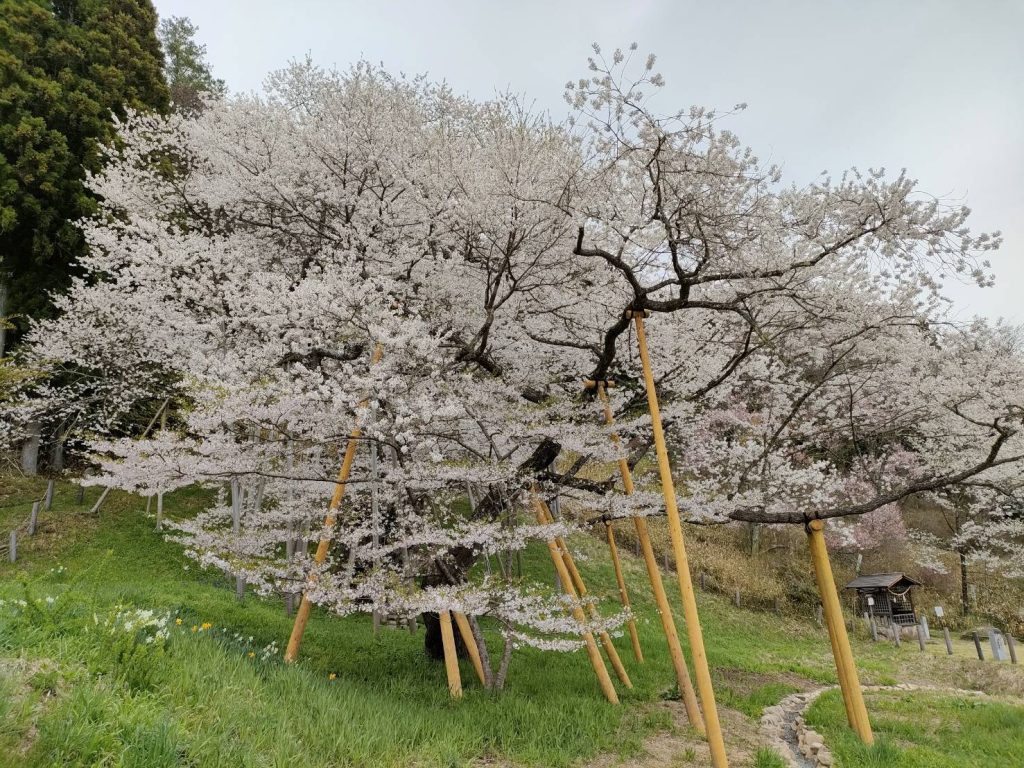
[760, 683, 1002, 768]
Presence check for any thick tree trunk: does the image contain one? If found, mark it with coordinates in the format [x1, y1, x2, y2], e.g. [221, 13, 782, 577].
[422, 611, 467, 661]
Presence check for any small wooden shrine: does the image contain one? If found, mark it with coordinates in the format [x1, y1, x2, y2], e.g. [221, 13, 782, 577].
[845, 572, 921, 627]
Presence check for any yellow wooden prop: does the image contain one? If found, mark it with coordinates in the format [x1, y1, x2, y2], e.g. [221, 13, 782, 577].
[631, 311, 729, 768]
[537, 503, 633, 689]
[453, 611, 487, 686]
[440, 610, 463, 698]
[595, 381, 705, 734]
[531, 492, 620, 703]
[284, 344, 384, 663]
[604, 521, 644, 664]
[807, 520, 873, 743]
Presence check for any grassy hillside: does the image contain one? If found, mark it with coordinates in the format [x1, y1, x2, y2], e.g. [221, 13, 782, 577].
[1, 474, 1022, 767]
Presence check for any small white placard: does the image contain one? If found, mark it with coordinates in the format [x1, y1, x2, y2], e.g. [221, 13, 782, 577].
[866, 596, 875, 606]
[934, 606, 944, 618]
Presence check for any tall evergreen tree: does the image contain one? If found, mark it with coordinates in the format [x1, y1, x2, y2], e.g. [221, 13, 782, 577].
[158, 15, 225, 113]
[0, 0, 169, 347]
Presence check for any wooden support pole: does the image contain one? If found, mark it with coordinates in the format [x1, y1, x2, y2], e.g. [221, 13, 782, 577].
[807, 520, 873, 744]
[531, 493, 619, 704]
[973, 631, 984, 661]
[943, 627, 954, 655]
[595, 382, 704, 733]
[8, 530, 15, 563]
[29, 502, 40, 536]
[89, 486, 111, 516]
[537, 502, 633, 689]
[1008, 633, 1018, 664]
[285, 344, 383, 663]
[44, 479, 54, 511]
[453, 611, 487, 686]
[155, 490, 164, 532]
[439, 610, 463, 699]
[604, 521, 644, 664]
[825, 599, 858, 729]
[631, 311, 727, 766]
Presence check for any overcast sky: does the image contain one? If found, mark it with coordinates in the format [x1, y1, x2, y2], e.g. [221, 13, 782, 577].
[154, 0, 1023, 324]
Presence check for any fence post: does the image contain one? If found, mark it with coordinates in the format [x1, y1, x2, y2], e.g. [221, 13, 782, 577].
[972, 631, 984, 661]
[943, 627, 954, 655]
[917, 622, 926, 651]
[1007, 634, 1018, 664]
[892, 625, 901, 648]
[28, 502, 40, 535]
[44, 479, 54, 511]
[734, 590, 741, 608]
[8, 531, 15, 563]
[76, 485, 85, 504]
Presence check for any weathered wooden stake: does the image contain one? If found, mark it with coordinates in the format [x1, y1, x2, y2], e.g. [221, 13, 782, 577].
[76, 485, 84, 504]
[1007, 633, 1018, 664]
[972, 631, 984, 661]
[155, 491, 164, 531]
[632, 312, 726, 766]
[8, 531, 16, 562]
[531, 493, 618, 704]
[604, 521, 644, 664]
[734, 590, 741, 608]
[892, 625, 901, 648]
[806, 519, 873, 744]
[29, 502, 40, 536]
[916, 623, 926, 651]
[943, 627, 954, 655]
[439, 610, 462, 699]
[44, 479, 54, 511]
[285, 344, 383, 663]
[89, 486, 111, 516]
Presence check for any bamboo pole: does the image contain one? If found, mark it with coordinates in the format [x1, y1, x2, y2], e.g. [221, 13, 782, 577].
[807, 520, 873, 743]
[440, 610, 463, 698]
[604, 521, 643, 664]
[537, 503, 633, 689]
[531, 493, 619, 703]
[595, 381, 705, 734]
[631, 311, 728, 768]
[284, 344, 384, 663]
[453, 611, 487, 686]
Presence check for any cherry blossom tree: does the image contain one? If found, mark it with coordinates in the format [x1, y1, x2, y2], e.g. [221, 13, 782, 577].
[8, 47, 1021, 680]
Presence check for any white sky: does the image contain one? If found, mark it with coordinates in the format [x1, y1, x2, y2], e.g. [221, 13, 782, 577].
[154, 0, 1023, 324]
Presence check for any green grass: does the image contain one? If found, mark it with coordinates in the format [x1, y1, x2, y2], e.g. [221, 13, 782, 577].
[805, 687, 1024, 767]
[752, 747, 788, 768]
[0, 474, 1001, 767]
